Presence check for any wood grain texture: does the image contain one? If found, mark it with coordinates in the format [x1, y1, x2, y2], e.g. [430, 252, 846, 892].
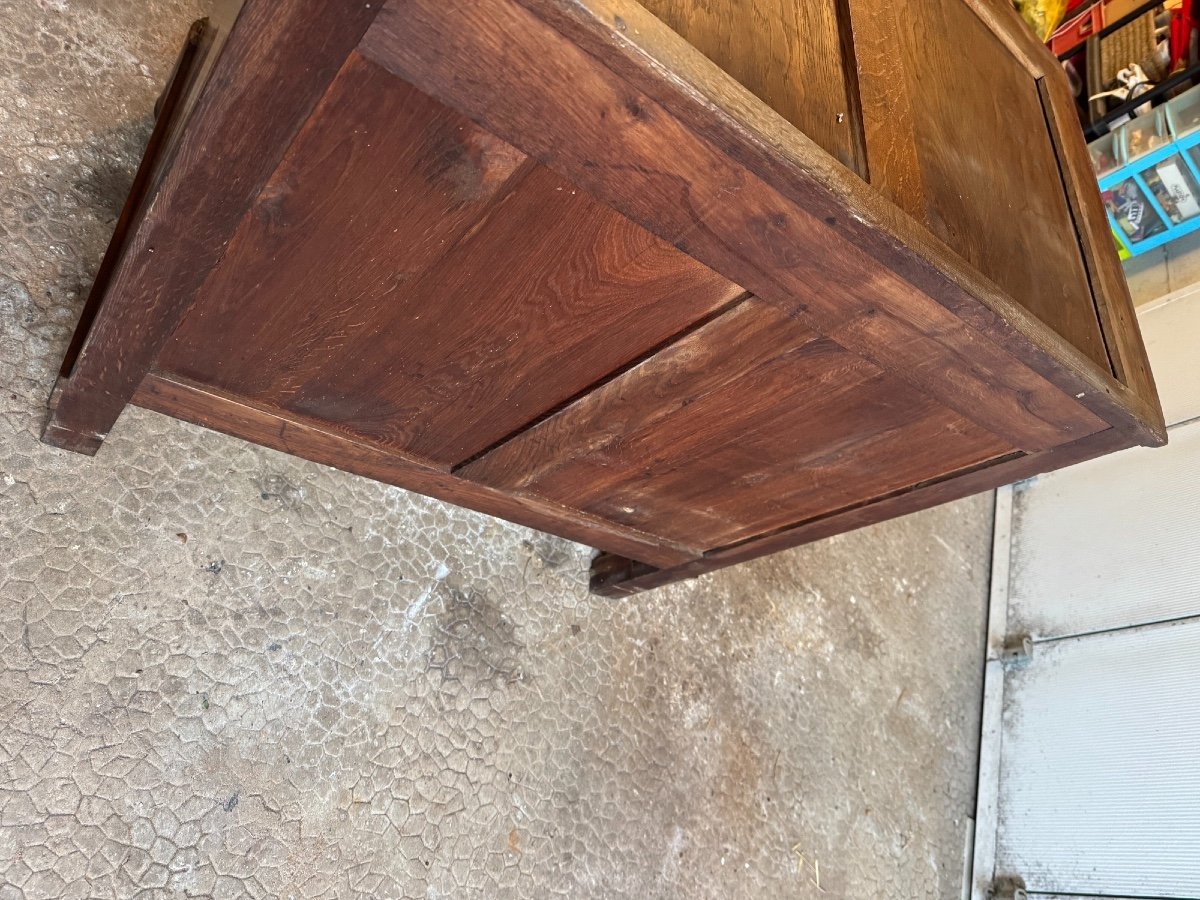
[841, 0, 927, 219]
[490, 0, 1162, 447]
[591, 427, 1138, 595]
[131, 373, 701, 568]
[883, 0, 1108, 370]
[146, 0, 245, 199]
[637, 0, 865, 173]
[57, 18, 210, 383]
[42, 0, 380, 453]
[1037, 75, 1164, 431]
[948, 0, 1160, 436]
[463, 300, 1011, 548]
[158, 52, 745, 467]
[45, 0, 1164, 597]
[160, 52, 530, 404]
[361, 0, 1121, 453]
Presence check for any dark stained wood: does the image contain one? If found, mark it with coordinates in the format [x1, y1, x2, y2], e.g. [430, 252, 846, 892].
[131, 373, 701, 568]
[160, 52, 531, 402]
[159, 52, 746, 467]
[637, 0, 865, 174]
[359, 0, 1118, 454]
[463, 300, 1011, 548]
[41, 0, 381, 454]
[46, 0, 1165, 596]
[840, 0, 927, 219]
[58, 18, 211, 382]
[591, 427, 1138, 596]
[494, 0, 1163, 447]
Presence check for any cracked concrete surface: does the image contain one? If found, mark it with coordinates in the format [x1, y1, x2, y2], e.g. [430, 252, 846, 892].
[0, 1, 992, 897]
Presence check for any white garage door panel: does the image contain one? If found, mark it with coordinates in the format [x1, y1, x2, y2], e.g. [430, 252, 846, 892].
[995, 618, 1200, 898]
[1008, 424, 1200, 639]
[1140, 289, 1200, 427]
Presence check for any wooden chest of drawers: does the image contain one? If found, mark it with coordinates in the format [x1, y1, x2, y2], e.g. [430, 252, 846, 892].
[46, 0, 1164, 594]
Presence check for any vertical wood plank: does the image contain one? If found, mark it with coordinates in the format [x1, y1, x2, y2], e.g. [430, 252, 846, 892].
[879, 0, 1109, 371]
[840, 0, 927, 219]
[637, 0, 865, 174]
[1038, 75, 1164, 428]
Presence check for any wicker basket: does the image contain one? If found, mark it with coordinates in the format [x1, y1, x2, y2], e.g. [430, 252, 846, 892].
[1101, 10, 1166, 87]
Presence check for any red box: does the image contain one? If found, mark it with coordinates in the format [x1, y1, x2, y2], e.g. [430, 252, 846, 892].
[1051, 5, 1104, 55]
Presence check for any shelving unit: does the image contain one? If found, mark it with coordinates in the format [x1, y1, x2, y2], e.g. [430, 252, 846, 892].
[1094, 82, 1200, 255]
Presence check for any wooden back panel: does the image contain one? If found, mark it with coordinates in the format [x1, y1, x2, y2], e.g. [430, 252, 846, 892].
[638, 0, 865, 174]
[848, 0, 1110, 370]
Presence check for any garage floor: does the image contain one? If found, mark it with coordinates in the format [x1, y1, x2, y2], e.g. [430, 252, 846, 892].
[0, 2, 993, 898]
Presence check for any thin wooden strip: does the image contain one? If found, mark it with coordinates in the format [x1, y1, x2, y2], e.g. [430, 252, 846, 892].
[42, 0, 381, 454]
[590, 428, 1137, 596]
[131, 373, 702, 569]
[500, 0, 1162, 445]
[840, 0, 926, 219]
[1037, 75, 1164, 430]
[360, 0, 1117, 454]
[57, 18, 211, 382]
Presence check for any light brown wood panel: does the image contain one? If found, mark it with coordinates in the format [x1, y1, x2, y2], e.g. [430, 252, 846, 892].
[840, 0, 926, 219]
[1038, 75, 1162, 416]
[463, 301, 1012, 549]
[638, 0, 864, 173]
[159, 53, 745, 467]
[880, 0, 1109, 369]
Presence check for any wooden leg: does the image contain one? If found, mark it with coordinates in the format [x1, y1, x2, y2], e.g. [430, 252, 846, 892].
[41, 377, 105, 455]
[41, 21, 211, 454]
[41, 0, 379, 454]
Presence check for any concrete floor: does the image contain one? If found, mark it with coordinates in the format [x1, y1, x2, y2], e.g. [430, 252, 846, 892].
[0, 2, 993, 897]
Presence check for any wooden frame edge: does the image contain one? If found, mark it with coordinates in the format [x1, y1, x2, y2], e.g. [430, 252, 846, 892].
[131, 372, 701, 569]
[590, 428, 1136, 595]
[508, 0, 1163, 446]
[55, 18, 212, 385]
